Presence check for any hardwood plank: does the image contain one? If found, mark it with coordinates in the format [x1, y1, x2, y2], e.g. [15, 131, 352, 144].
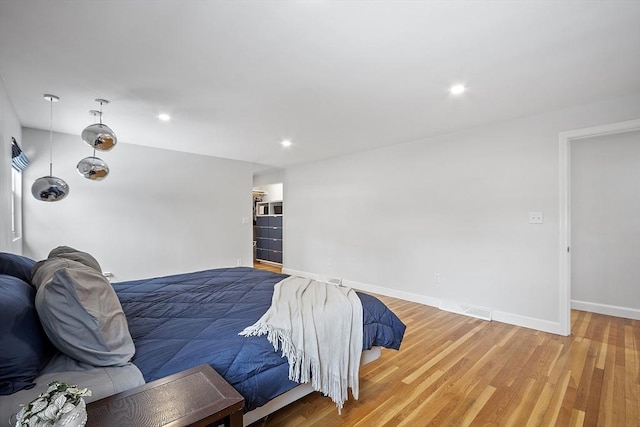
[568, 408, 585, 426]
[615, 317, 627, 367]
[574, 338, 599, 411]
[541, 370, 572, 427]
[574, 311, 592, 340]
[598, 318, 617, 426]
[625, 324, 639, 425]
[460, 385, 496, 427]
[595, 320, 610, 370]
[613, 365, 627, 426]
[583, 367, 603, 426]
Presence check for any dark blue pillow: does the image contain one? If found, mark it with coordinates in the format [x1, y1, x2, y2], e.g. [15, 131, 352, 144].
[0, 252, 36, 284]
[0, 274, 54, 395]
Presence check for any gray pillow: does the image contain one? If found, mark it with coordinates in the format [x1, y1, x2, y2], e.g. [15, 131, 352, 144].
[47, 246, 102, 272]
[34, 258, 135, 367]
[31, 246, 102, 286]
[31, 257, 73, 290]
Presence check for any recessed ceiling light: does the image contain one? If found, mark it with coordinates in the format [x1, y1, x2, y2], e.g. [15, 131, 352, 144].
[450, 84, 467, 95]
[281, 139, 292, 147]
[158, 113, 171, 121]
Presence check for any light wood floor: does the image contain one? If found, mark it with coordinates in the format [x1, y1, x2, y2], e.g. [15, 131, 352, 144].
[246, 280, 639, 427]
[253, 261, 283, 274]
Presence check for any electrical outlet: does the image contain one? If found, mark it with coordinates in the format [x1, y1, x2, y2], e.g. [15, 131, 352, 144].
[434, 273, 441, 284]
[529, 212, 544, 224]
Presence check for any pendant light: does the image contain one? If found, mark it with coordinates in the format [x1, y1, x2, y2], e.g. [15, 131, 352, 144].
[77, 109, 110, 180]
[81, 99, 117, 151]
[77, 156, 109, 180]
[31, 94, 69, 202]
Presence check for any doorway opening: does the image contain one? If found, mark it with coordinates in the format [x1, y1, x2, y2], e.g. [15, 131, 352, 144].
[559, 119, 640, 335]
[252, 182, 283, 273]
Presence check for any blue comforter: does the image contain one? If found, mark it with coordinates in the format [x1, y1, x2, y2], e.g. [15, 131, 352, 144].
[112, 267, 405, 412]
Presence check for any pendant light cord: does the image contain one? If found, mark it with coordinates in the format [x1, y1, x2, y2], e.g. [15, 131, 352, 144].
[49, 98, 53, 177]
[96, 101, 102, 158]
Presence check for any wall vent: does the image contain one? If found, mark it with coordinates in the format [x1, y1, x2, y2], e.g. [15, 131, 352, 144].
[438, 300, 492, 321]
[316, 276, 343, 286]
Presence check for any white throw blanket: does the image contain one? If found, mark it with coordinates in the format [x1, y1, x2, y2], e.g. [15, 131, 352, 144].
[239, 276, 363, 412]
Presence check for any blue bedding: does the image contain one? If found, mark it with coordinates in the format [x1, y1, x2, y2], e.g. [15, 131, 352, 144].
[112, 267, 405, 412]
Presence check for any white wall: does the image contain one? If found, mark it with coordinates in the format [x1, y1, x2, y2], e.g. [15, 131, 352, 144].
[21, 128, 254, 281]
[0, 76, 23, 253]
[283, 94, 640, 334]
[571, 130, 640, 316]
[253, 168, 284, 188]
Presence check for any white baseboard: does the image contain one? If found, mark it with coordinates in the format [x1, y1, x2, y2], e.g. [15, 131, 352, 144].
[492, 311, 564, 335]
[281, 268, 566, 335]
[344, 278, 442, 308]
[571, 299, 640, 320]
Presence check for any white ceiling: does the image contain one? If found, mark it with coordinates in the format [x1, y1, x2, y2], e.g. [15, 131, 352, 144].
[1, 1, 639, 171]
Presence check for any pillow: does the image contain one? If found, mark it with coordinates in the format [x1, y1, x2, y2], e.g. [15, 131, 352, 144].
[33, 254, 135, 367]
[31, 257, 76, 290]
[0, 275, 55, 395]
[31, 246, 102, 287]
[0, 252, 36, 283]
[47, 246, 102, 272]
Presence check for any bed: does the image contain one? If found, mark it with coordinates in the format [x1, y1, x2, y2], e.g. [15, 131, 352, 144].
[0, 249, 406, 426]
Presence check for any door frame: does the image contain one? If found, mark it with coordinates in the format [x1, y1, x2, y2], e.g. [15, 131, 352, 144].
[558, 118, 640, 336]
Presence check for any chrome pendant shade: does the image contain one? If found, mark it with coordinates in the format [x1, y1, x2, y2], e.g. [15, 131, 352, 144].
[32, 94, 69, 202]
[77, 156, 109, 180]
[31, 176, 70, 201]
[81, 122, 117, 151]
[81, 99, 117, 151]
